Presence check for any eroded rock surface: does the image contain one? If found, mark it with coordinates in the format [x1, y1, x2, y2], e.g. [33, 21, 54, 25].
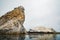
[0, 6, 26, 34]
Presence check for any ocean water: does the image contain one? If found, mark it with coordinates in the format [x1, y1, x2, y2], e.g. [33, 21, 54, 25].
[0, 34, 60, 40]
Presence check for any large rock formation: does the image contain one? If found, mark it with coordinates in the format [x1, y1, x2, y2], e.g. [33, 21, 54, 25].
[29, 26, 55, 32]
[0, 6, 26, 34]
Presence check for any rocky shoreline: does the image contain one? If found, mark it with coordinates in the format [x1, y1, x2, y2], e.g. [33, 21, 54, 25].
[27, 32, 60, 34]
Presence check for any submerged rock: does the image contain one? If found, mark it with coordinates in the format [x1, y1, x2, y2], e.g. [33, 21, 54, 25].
[0, 6, 26, 34]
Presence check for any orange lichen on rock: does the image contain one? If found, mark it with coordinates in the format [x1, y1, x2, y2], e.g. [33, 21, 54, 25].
[0, 6, 25, 26]
[0, 6, 26, 34]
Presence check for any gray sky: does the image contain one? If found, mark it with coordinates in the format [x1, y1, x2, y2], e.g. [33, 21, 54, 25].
[0, 0, 60, 32]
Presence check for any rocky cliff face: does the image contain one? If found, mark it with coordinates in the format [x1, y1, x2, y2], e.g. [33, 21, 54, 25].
[0, 6, 26, 34]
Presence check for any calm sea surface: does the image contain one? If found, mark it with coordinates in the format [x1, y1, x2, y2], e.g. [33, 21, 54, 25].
[0, 34, 60, 40]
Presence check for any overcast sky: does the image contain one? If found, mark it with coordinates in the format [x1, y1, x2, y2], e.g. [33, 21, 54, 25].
[0, 0, 60, 32]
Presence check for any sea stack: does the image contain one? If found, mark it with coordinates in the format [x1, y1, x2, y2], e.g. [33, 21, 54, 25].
[0, 6, 26, 34]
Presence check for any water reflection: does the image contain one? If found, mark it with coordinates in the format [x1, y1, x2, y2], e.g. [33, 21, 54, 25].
[29, 34, 56, 40]
[0, 34, 25, 40]
[0, 34, 57, 40]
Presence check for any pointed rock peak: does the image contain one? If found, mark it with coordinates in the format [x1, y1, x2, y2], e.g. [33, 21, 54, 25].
[14, 6, 25, 11]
